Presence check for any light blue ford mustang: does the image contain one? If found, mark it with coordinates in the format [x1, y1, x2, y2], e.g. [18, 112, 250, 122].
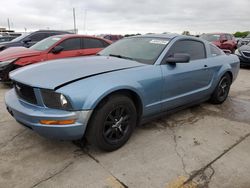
[5, 34, 239, 151]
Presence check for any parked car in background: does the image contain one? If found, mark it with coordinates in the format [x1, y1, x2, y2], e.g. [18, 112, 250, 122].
[5, 34, 239, 151]
[200, 33, 237, 53]
[237, 34, 250, 48]
[0, 36, 16, 43]
[103, 34, 123, 42]
[0, 30, 71, 52]
[235, 42, 250, 66]
[0, 34, 111, 81]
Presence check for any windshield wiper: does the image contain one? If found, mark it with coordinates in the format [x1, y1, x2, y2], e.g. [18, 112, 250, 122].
[109, 54, 134, 61]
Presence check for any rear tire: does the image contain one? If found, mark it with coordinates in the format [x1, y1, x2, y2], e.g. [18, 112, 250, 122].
[85, 94, 137, 151]
[210, 73, 232, 104]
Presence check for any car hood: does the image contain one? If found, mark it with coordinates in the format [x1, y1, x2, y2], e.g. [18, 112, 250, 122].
[241, 38, 250, 42]
[10, 56, 145, 90]
[0, 47, 42, 61]
[239, 45, 250, 51]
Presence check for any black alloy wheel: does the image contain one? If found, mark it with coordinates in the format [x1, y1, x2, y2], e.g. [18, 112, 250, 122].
[210, 73, 232, 104]
[86, 94, 137, 151]
[103, 105, 131, 144]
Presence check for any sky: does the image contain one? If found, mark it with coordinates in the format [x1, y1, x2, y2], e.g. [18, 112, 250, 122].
[0, 0, 249, 35]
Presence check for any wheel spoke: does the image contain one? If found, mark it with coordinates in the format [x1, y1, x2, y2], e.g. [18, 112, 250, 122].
[123, 115, 129, 122]
[108, 114, 115, 122]
[115, 130, 120, 139]
[120, 107, 125, 116]
[115, 108, 120, 118]
[104, 128, 113, 138]
[104, 120, 114, 126]
[118, 126, 124, 135]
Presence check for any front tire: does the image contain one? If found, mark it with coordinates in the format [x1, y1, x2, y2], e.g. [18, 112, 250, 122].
[210, 73, 232, 104]
[86, 94, 137, 151]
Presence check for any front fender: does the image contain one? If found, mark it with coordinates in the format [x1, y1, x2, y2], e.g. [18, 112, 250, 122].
[83, 84, 145, 110]
[57, 75, 146, 111]
[57, 65, 163, 116]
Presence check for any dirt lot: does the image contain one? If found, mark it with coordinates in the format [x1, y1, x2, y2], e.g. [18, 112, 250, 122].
[0, 68, 250, 188]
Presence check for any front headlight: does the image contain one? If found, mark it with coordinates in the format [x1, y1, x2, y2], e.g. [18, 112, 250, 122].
[0, 58, 17, 68]
[41, 89, 73, 110]
[234, 49, 241, 56]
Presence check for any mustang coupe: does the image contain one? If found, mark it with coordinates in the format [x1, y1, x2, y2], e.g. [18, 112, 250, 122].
[5, 34, 239, 151]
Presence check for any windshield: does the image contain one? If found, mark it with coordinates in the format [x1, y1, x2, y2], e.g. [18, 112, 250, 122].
[11, 33, 29, 42]
[98, 37, 170, 64]
[246, 34, 250, 38]
[200, 34, 220, 42]
[30, 36, 62, 51]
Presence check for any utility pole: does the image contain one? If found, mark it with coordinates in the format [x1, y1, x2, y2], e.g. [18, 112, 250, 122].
[73, 8, 77, 34]
[83, 9, 87, 34]
[7, 18, 10, 30]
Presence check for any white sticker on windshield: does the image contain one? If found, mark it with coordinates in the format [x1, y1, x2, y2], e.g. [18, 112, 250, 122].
[150, 39, 169, 45]
[52, 38, 61, 41]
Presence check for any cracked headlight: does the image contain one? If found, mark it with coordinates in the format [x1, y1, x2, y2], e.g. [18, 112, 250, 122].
[41, 89, 73, 110]
[0, 58, 17, 68]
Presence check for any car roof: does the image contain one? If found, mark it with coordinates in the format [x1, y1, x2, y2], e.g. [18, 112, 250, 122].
[132, 33, 180, 40]
[33, 30, 71, 33]
[47, 34, 112, 43]
[202, 33, 232, 35]
[52, 34, 107, 39]
[129, 34, 206, 43]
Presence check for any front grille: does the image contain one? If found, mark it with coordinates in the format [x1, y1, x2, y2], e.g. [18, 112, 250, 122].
[242, 51, 250, 58]
[14, 82, 37, 104]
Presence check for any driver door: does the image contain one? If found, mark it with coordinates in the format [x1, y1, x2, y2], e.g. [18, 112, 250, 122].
[160, 39, 214, 111]
[47, 38, 82, 60]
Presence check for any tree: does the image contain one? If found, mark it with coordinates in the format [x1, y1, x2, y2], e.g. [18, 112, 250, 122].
[234, 31, 250, 38]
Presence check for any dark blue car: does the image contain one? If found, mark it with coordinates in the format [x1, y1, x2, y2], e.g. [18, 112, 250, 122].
[5, 34, 240, 151]
[0, 30, 71, 51]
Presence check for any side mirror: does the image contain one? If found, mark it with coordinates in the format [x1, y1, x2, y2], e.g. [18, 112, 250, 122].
[22, 38, 32, 43]
[51, 46, 64, 54]
[220, 38, 227, 43]
[165, 53, 190, 64]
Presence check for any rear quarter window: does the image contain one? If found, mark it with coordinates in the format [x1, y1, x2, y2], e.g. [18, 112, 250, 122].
[83, 38, 108, 49]
[209, 44, 223, 57]
[29, 33, 47, 42]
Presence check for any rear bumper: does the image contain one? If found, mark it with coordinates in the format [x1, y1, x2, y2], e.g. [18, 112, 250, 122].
[5, 89, 92, 140]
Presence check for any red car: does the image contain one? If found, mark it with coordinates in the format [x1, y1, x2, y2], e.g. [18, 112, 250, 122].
[200, 33, 237, 53]
[103, 34, 123, 42]
[0, 34, 112, 82]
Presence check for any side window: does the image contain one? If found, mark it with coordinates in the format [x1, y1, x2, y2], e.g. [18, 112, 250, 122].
[46, 33, 56, 37]
[104, 36, 111, 40]
[220, 34, 226, 40]
[210, 44, 222, 57]
[59, 38, 81, 51]
[83, 38, 107, 49]
[29, 33, 47, 42]
[226, 34, 232, 40]
[168, 40, 206, 60]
